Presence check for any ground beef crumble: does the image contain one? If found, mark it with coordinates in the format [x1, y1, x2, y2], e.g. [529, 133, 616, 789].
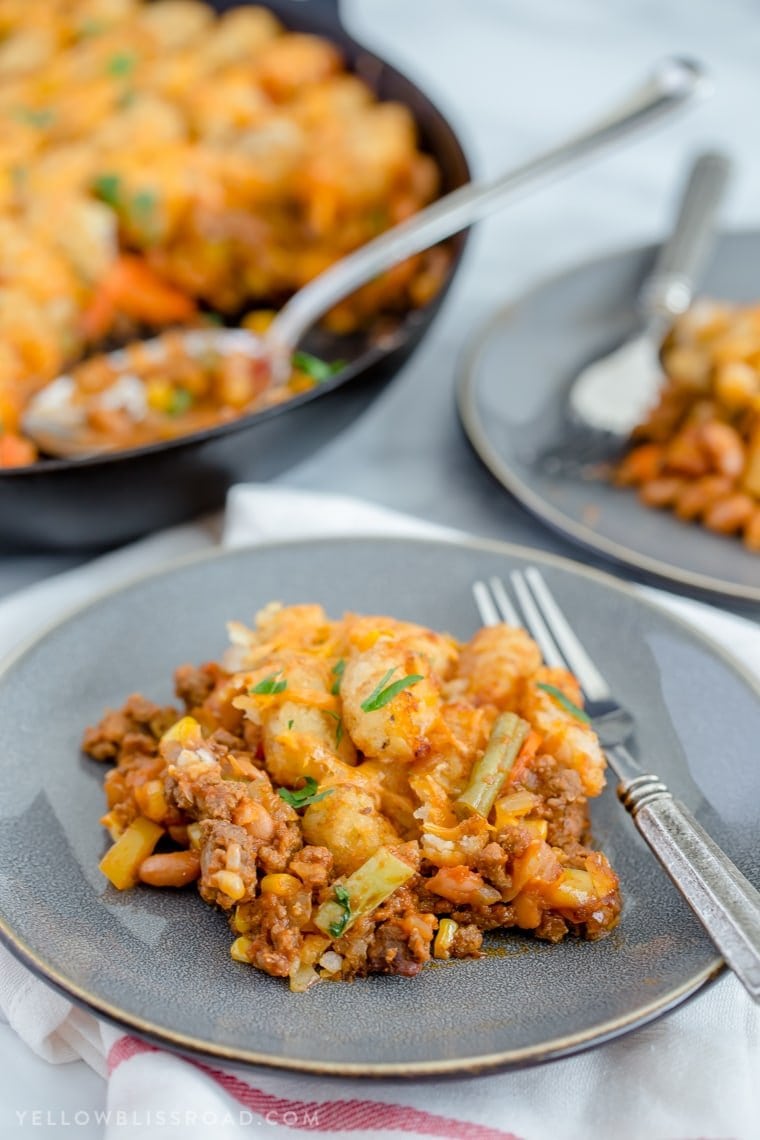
[82, 694, 178, 762]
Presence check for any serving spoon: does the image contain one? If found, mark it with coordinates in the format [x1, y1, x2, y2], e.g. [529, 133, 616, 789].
[24, 57, 711, 458]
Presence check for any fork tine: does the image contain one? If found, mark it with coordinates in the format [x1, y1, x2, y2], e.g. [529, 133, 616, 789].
[508, 570, 566, 670]
[472, 580, 500, 627]
[523, 568, 610, 700]
[486, 576, 520, 626]
[476, 571, 612, 703]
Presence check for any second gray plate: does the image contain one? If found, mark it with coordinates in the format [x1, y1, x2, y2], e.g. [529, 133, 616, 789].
[0, 536, 759, 1076]
[457, 231, 760, 604]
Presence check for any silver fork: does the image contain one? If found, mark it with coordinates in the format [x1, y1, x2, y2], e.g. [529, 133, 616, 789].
[473, 568, 760, 1003]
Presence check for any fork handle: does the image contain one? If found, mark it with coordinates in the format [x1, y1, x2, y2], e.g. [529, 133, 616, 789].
[619, 770, 760, 1001]
[638, 151, 732, 331]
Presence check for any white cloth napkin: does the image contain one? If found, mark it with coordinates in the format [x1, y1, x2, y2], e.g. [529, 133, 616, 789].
[1, 485, 759, 1140]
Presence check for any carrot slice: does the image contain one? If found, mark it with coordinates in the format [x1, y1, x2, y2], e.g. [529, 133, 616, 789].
[0, 433, 37, 467]
[81, 255, 197, 339]
[507, 729, 542, 787]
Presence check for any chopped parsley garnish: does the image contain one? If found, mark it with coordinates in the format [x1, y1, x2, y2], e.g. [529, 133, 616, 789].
[80, 18, 105, 37]
[132, 188, 156, 217]
[536, 682, 590, 725]
[129, 188, 159, 243]
[278, 777, 334, 810]
[107, 52, 136, 78]
[287, 719, 294, 731]
[14, 107, 55, 129]
[326, 710, 344, 748]
[360, 668, 423, 713]
[249, 672, 287, 696]
[166, 388, 193, 417]
[327, 885, 352, 938]
[92, 173, 121, 209]
[330, 658, 345, 695]
[292, 351, 344, 383]
[10, 165, 27, 193]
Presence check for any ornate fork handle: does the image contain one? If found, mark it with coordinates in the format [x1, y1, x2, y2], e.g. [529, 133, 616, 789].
[616, 747, 760, 999]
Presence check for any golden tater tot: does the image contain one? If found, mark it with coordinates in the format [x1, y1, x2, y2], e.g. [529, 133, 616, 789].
[302, 784, 400, 876]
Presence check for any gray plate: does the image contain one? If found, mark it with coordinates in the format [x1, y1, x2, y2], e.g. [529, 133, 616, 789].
[0, 536, 758, 1077]
[457, 231, 760, 604]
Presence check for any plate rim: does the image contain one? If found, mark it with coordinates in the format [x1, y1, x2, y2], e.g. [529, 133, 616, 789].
[455, 229, 760, 604]
[3, 530, 756, 1078]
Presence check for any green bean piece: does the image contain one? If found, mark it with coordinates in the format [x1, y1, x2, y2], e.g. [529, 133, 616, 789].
[455, 712, 530, 818]
[314, 847, 415, 939]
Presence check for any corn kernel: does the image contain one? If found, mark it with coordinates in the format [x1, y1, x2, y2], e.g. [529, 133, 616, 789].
[260, 873, 300, 897]
[230, 936, 253, 963]
[146, 377, 174, 413]
[135, 779, 168, 822]
[242, 309, 276, 335]
[161, 716, 202, 748]
[433, 918, 458, 959]
[231, 907, 251, 934]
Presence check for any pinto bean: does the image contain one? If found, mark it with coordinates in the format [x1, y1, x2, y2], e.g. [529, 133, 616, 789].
[138, 850, 201, 888]
[232, 798, 275, 840]
[664, 428, 709, 477]
[698, 421, 746, 479]
[674, 475, 734, 521]
[615, 443, 663, 486]
[426, 866, 501, 907]
[703, 492, 755, 535]
[638, 476, 686, 508]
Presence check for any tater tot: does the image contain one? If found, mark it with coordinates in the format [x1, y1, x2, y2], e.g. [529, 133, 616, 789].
[341, 643, 442, 764]
[457, 625, 541, 709]
[302, 785, 400, 875]
[255, 34, 342, 101]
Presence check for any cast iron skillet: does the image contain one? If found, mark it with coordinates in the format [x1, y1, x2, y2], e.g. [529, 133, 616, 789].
[0, 0, 470, 552]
